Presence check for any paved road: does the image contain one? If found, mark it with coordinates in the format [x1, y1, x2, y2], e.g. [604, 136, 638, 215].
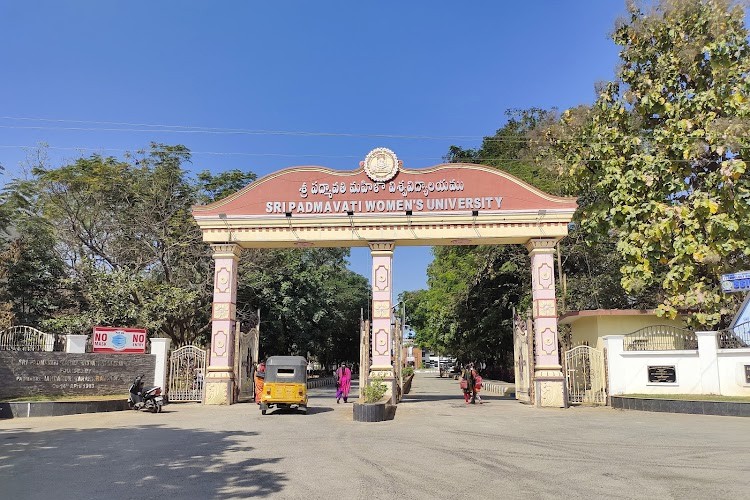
[2, 374, 749, 499]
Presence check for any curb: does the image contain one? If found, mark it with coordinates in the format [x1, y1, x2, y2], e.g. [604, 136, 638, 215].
[307, 376, 336, 389]
[611, 396, 750, 417]
[481, 380, 514, 396]
[0, 399, 129, 419]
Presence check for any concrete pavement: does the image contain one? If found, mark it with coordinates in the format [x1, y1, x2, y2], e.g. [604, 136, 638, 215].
[1, 373, 749, 499]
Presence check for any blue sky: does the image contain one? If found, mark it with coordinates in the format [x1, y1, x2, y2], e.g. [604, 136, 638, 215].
[0, 1, 626, 298]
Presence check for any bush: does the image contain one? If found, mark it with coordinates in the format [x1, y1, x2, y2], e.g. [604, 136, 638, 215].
[362, 376, 387, 403]
[402, 366, 414, 377]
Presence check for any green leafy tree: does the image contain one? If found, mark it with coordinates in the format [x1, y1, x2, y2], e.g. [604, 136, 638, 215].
[0, 215, 69, 326]
[544, 0, 750, 327]
[238, 247, 369, 364]
[196, 169, 257, 203]
[445, 109, 562, 195]
[29, 143, 217, 343]
[406, 245, 529, 369]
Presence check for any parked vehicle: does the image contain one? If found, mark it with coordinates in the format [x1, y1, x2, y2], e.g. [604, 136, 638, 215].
[259, 356, 308, 415]
[128, 374, 166, 413]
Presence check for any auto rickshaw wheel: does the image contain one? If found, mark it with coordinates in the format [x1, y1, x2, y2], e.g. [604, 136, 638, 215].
[299, 405, 307, 415]
[260, 403, 268, 415]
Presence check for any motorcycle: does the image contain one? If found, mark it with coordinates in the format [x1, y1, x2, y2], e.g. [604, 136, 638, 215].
[128, 374, 166, 413]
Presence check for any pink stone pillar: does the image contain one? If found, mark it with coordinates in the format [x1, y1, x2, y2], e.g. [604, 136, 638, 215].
[205, 243, 241, 405]
[526, 238, 567, 408]
[368, 241, 395, 380]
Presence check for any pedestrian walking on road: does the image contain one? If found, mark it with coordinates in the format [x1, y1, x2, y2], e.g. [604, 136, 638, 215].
[254, 361, 266, 404]
[335, 362, 352, 403]
[472, 366, 483, 404]
[460, 364, 476, 404]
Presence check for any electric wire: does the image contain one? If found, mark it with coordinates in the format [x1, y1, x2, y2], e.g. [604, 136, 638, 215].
[0, 116, 740, 169]
[0, 115, 596, 144]
[0, 143, 705, 164]
[0, 116, 743, 150]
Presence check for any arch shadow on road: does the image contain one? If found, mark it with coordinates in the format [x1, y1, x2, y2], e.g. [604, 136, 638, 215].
[0, 424, 286, 499]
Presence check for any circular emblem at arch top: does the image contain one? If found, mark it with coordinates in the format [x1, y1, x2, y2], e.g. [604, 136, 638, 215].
[364, 148, 399, 182]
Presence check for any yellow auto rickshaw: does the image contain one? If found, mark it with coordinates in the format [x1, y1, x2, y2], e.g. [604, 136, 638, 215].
[259, 355, 308, 415]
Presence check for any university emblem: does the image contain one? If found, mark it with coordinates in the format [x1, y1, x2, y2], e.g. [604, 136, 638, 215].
[363, 147, 400, 182]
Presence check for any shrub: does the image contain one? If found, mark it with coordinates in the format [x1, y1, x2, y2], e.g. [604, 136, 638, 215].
[362, 376, 387, 403]
[402, 366, 414, 377]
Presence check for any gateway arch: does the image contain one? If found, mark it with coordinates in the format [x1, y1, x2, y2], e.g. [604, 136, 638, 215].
[192, 148, 577, 407]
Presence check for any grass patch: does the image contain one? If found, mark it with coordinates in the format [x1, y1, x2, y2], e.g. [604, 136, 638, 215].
[0, 394, 125, 403]
[622, 393, 750, 403]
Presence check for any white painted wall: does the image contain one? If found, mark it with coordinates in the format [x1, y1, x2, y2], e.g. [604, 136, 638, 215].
[604, 332, 750, 397]
[150, 338, 171, 390]
[717, 349, 750, 396]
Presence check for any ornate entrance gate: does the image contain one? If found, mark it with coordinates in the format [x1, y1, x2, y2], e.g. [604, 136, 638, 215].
[192, 147, 578, 406]
[563, 345, 606, 405]
[168, 345, 207, 402]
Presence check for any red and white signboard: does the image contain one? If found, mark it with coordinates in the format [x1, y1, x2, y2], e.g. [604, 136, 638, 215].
[92, 326, 147, 353]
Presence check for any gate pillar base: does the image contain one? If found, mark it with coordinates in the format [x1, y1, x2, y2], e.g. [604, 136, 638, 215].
[368, 366, 394, 380]
[367, 366, 396, 403]
[534, 366, 568, 408]
[204, 368, 235, 405]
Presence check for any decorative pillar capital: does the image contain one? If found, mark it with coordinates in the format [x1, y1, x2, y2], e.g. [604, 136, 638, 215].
[368, 241, 395, 254]
[211, 243, 242, 260]
[525, 238, 557, 254]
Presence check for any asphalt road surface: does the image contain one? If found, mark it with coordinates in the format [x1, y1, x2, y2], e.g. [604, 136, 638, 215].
[2, 374, 749, 499]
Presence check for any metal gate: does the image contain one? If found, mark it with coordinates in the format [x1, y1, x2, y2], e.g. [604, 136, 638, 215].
[168, 345, 207, 402]
[234, 325, 257, 401]
[564, 345, 606, 405]
[513, 310, 534, 404]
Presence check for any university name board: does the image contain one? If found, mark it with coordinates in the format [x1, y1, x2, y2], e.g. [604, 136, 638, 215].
[194, 148, 578, 219]
[266, 195, 505, 215]
[92, 326, 147, 353]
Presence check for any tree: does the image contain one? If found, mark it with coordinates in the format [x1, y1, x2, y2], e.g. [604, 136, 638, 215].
[544, 0, 750, 327]
[29, 144, 217, 344]
[196, 169, 257, 203]
[0, 215, 69, 326]
[405, 245, 529, 370]
[445, 109, 563, 195]
[237, 247, 369, 364]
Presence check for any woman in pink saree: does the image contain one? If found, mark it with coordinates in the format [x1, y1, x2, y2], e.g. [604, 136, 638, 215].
[335, 362, 352, 404]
